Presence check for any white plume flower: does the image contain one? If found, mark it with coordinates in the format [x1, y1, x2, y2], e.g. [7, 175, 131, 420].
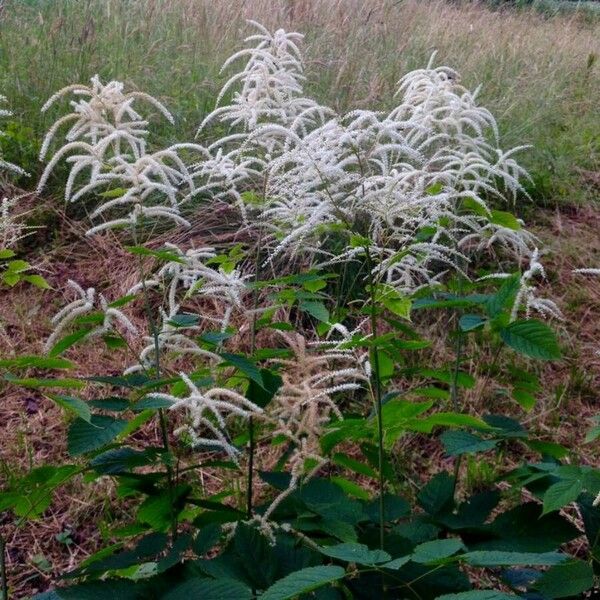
[45, 280, 137, 352]
[199, 21, 329, 136]
[40, 74, 173, 161]
[148, 372, 263, 463]
[510, 248, 562, 321]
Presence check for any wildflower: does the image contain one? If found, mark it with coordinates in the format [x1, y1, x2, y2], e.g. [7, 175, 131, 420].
[510, 249, 562, 321]
[147, 372, 263, 463]
[40, 75, 173, 161]
[45, 280, 137, 352]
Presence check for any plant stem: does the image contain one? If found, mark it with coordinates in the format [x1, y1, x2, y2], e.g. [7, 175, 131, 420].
[364, 245, 385, 550]
[450, 306, 464, 498]
[246, 176, 266, 519]
[132, 227, 177, 539]
[0, 535, 8, 600]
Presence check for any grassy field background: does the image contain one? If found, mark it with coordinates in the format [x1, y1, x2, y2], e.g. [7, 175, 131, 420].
[0, 0, 598, 206]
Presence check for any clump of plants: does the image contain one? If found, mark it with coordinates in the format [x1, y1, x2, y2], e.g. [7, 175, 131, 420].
[1, 21, 599, 599]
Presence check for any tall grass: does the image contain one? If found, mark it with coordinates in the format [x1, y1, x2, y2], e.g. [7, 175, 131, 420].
[0, 0, 598, 205]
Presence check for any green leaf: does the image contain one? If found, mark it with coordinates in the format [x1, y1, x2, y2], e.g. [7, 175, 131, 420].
[0, 249, 15, 259]
[133, 396, 174, 411]
[489, 210, 521, 231]
[463, 550, 567, 567]
[299, 300, 330, 323]
[261, 566, 346, 600]
[164, 578, 252, 600]
[329, 476, 370, 500]
[246, 369, 282, 408]
[137, 485, 191, 531]
[0, 355, 73, 370]
[319, 543, 390, 565]
[193, 523, 222, 555]
[220, 353, 263, 386]
[420, 368, 475, 389]
[125, 245, 185, 264]
[90, 448, 160, 474]
[485, 274, 520, 318]
[381, 556, 411, 570]
[441, 430, 497, 456]
[100, 187, 128, 199]
[67, 416, 128, 455]
[426, 181, 444, 196]
[48, 395, 91, 422]
[535, 559, 594, 598]
[411, 538, 464, 564]
[459, 314, 486, 332]
[437, 593, 519, 600]
[48, 329, 91, 357]
[6, 259, 30, 273]
[512, 387, 536, 411]
[22, 274, 52, 289]
[2, 270, 20, 286]
[526, 439, 569, 459]
[383, 295, 412, 320]
[542, 478, 583, 515]
[413, 412, 491, 433]
[168, 313, 200, 328]
[332, 453, 377, 478]
[417, 472, 455, 516]
[500, 319, 561, 360]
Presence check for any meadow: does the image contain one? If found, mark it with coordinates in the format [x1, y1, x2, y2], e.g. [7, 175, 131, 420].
[0, 1, 599, 599]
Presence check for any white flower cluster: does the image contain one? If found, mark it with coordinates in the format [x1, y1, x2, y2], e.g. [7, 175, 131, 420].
[258, 331, 367, 515]
[148, 372, 263, 463]
[37, 76, 203, 234]
[44, 279, 137, 352]
[511, 249, 562, 321]
[199, 25, 538, 291]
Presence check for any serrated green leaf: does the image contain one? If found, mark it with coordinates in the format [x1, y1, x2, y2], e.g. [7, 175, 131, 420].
[542, 478, 583, 515]
[164, 577, 252, 600]
[261, 566, 346, 600]
[441, 430, 497, 456]
[67, 415, 128, 455]
[459, 314, 486, 332]
[411, 538, 465, 564]
[48, 329, 91, 357]
[535, 559, 594, 598]
[319, 543, 390, 565]
[6, 259, 30, 272]
[48, 394, 91, 422]
[463, 550, 567, 566]
[220, 353, 263, 386]
[489, 210, 521, 231]
[299, 300, 330, 323]
[0, 355, 73, 370]
[500, 319, 561, 360]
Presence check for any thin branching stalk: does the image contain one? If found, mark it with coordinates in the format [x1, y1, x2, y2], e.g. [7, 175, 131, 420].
[132, 225, 177, 540]
[364, 244, 386, 550]
[247, 173, 267, 518]
[450, 320, 464, 497]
